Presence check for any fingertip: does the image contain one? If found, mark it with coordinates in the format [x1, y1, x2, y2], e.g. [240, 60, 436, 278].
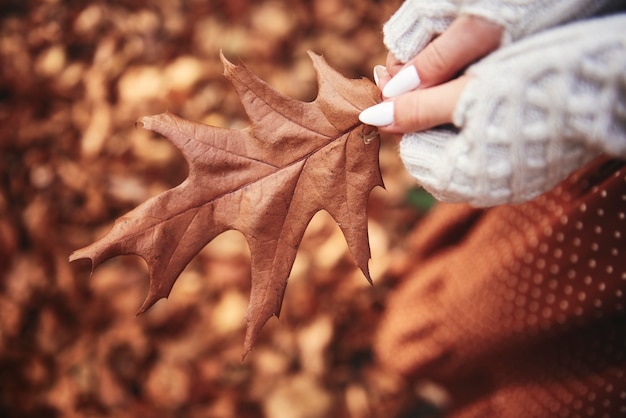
[373, 65, 388, 87]
[359, 101, 395, 127]
[385, 53, 404, 76]
[382, 65, 421, 98]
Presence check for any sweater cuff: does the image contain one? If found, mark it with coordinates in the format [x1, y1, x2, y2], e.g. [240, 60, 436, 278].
[399, 128, 469, 204]
[383, 0, 457, 63]
[399, 126, 517, 207]
[459, 0, 622, 46]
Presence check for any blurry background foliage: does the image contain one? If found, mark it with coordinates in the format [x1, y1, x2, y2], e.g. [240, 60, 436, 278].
[0, 1, 438, 417]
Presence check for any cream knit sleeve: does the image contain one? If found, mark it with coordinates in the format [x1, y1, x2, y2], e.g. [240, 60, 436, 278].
[383, 0, 622, 64]
[460, 0, 621, 46]
[382, 0, 459, 63]
[398, 14, 626, 207]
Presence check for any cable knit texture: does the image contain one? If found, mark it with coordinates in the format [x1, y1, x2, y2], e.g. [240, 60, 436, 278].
[399, 15, 626, 207]
[383, 0, 623, 63]
[382, 0, 459, 63]
[461, 0, 619, 45]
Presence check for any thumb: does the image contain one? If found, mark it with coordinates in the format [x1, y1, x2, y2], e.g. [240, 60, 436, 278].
[412, 15, 501, 88]
[381, 15, 501, 99]
[360, 76, 470, 134]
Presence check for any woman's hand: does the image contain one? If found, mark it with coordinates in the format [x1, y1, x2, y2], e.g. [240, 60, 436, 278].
[359, 15, 502, 133]
[381, 15, 502, 89]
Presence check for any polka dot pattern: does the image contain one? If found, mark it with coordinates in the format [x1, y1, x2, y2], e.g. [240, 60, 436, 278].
[375, 157, 626, 417]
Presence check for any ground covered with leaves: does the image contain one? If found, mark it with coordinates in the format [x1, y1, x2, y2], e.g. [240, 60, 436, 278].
[0, 1, 438, 417]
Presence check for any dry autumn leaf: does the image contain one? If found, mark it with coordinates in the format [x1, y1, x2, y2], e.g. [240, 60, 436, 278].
[70, 51, 382, 356]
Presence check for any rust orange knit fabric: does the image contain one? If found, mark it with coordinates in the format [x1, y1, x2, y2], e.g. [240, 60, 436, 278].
[376, 157, 626, 417]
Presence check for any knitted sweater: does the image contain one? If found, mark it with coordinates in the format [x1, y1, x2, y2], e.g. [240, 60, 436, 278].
[384, 4, 626, 206]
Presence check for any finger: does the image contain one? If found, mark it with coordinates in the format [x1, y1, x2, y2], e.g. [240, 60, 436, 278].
[385, 52, 404, 77]
[360, 76, 470, 134]
[386, 76, 470, 133]
[382, 15, 502, 97]
[415, 15, 502, 87]
[373, 65, 391, 90]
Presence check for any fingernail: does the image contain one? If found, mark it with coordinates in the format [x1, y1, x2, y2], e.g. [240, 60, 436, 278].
[382, 65, 420, 98]
[359, 101, 394, 126]
[373, 65, 387, 87]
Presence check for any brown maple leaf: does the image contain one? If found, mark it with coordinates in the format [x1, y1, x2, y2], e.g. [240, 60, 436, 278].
[70, 51, 382, 356]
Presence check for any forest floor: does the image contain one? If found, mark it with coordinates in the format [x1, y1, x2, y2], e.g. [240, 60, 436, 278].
[0, 1, 440, 417]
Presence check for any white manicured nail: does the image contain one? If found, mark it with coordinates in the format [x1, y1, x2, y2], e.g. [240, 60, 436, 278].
[382, 65, 420, 98]
[359, 101, 394, 126]
[373, 65, 387, 87]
